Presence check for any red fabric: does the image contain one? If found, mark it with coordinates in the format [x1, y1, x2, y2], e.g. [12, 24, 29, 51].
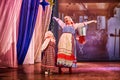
[57, 53, 75, 61]
[78, 36, 86, 44]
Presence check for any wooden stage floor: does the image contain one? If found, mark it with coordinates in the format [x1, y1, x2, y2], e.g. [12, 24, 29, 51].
[0, 62, 120, 80]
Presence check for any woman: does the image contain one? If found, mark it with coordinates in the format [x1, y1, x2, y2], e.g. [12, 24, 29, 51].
[41, 31, 56, 75]
[53, 16, 97, 73]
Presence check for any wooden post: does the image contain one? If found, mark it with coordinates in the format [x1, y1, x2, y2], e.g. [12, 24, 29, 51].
[119, 29, 120, 58]
[114, 29, 117, 57]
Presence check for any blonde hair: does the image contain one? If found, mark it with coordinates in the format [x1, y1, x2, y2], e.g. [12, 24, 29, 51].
[64, 16, 74, 24]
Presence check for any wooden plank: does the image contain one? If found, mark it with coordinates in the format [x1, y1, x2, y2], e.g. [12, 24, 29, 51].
[58, 0, 120, 3]
[59, 9, 108, 16]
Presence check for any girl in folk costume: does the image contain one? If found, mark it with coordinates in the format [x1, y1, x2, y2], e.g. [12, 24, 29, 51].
[53, 16, 97, 73]
[41, 31, 56, 74]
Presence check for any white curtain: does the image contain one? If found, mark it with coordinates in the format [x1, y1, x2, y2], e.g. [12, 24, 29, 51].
[23, 0, 53, 64]
[0, 0, 22, 68]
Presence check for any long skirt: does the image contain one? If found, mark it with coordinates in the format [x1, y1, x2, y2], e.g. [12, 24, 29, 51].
[41, 42, 55, 73]
[57, 33, 76, 67]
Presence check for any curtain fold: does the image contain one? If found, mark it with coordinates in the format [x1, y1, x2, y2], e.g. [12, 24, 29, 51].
[17, 0, 39, 64]
[0, 0, 22, 68]
[0, 0, 54, 66]
[23, 0, 54, 64]
[23, 0, 52, 64]
[34, 4, 53, 62]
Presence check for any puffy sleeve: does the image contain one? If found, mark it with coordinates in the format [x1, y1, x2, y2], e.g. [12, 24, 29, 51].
[41, 38, 50, 52]
[74, 23, 85, 29]
[53, 17, 65, 28]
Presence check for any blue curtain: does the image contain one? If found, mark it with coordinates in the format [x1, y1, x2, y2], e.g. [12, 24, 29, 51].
[17, 0, 39, 64]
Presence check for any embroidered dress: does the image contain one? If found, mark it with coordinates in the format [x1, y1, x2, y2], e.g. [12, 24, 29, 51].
[53, 16, 88, 67]
[57, 26, 76, 67]
[53, 16, 97, 68]
[41, 41, 55, 73]
[41, 31, 56, 74]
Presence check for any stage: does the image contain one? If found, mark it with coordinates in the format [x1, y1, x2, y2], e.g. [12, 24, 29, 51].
[0, 62, 120, 80]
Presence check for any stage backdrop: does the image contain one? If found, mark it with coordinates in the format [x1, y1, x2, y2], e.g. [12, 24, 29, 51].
[57, 1, 120, 61]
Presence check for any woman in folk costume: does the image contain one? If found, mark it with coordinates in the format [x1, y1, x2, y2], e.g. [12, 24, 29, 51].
[53, 16, 97, 73]
[41, 31, 56, 75]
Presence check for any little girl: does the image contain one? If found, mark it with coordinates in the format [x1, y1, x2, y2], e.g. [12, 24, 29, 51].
[41, 31, 56, 75]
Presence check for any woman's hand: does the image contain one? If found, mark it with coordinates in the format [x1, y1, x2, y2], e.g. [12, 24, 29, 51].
[93, 20, 97, 23]
[52, 17, 57, 20]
